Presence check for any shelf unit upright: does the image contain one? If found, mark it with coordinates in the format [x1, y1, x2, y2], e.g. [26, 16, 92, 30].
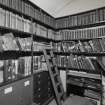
[55, 6, 105, 105]
[0, 0, 56, 105]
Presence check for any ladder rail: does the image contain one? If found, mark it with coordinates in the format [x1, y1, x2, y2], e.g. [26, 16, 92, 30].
[43, 49, 65, 105]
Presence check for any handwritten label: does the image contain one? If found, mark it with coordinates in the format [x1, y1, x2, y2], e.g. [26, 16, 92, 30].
[24, 81, 30, 86]
[4, 87, 13, 94]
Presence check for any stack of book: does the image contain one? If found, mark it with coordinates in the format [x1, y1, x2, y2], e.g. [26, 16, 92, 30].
[67, 75, 101, 100]
[18, 56, 31, 77]
[33, 55, 47, 71]
[16, 37, 32, 51]
[56, 7, 105, 29]
[0, 33, 33, 51]
[68, 55, 96, 70]
[0, 33, 19, 51]
[56, 55, 67, 67]
[36, 24, 47, 38]
[4, 59, 18, 82]
[84, 89, 101, 100]
[68, 75, 101, 100]
[54, 37, 105, 53]
[52, 41, 67, 52]
[67, 76, 84, 87]
[52, 43, 58, 52]
[0, 59, 18, 83]
[33, 42, 52, 51]
[56, 55, 98, 71]
[84, 78, 101, 90]
[76, 39, 105, 52]
[68, 76, 101, 90]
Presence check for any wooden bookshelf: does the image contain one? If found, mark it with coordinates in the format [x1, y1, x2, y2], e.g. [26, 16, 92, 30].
[56, 21, 105, 30]
[0, 1, 55, 30]
[0, 26, 55, 42]
[67, 71, 101, 80]
[0, 0, 105, 105]
[32, 51, 105, 57]
[56, 6, 105, 30]
[67, 81, 101, 92]
[58, 66, 100, 74]
[55, 6, 105, 105]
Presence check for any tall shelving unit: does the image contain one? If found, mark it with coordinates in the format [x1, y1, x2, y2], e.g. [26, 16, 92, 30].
[0, 0, 105, 105]
[0, 0, 56, 105]
[55, 6, 105, 105]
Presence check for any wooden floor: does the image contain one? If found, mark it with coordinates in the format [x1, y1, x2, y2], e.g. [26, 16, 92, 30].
[48, 95, 98, 105]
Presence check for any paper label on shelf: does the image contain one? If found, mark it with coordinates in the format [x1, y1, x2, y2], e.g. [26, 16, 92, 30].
[4, 87, 13, 94]
[24, 81, 30, 86]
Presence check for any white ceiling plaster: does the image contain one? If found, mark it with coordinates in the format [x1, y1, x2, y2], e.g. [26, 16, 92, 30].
[29, 0, 105, 18]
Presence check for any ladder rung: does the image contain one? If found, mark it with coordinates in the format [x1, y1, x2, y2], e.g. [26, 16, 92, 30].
[52, 61, 57, 66]
[41, 60, 46, 62]
[51, 68, 57, 72]
[53, 73, 58, 77]
[47, 55, 51, 59]
[56, 82, 61, 87]
[52, 64, 56, 67]
[50, 64, 53, 67]
[57, 84, 65, 93]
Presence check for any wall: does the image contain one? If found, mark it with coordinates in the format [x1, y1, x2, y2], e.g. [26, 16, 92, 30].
[56, 0, 105, 17]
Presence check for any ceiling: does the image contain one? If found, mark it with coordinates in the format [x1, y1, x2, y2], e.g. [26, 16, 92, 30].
[29, 0, 105, 18]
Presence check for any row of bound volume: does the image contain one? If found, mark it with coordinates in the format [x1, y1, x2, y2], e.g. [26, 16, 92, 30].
[56, 55, 99, 72]
[0, 8, 57, 40]
[53, 38, 105, 53]
[0, 56, 31, 84]
[56, 7, 105, 29]
[0, 0, 55, 28]
[59, 25, 105, 40]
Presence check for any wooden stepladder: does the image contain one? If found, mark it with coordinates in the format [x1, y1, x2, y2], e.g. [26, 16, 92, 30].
[43, 49, 66, 105]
